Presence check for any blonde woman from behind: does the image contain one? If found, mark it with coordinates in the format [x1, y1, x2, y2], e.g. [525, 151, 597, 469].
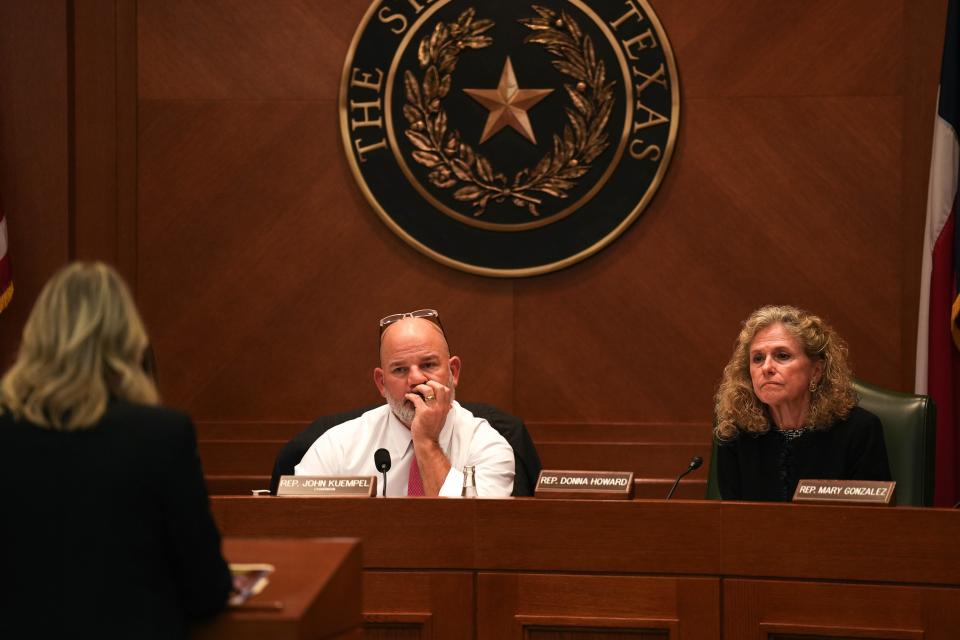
[0, 262, 232, 639]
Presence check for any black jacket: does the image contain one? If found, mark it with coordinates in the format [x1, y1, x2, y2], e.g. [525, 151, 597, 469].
[717, 405, 892, 501]
[0, 402, 232, 639]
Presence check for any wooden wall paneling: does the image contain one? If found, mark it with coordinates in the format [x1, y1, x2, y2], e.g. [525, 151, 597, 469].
[515, 92, 903, 424]
[136, 0, 515, 423]
[477, 573, 719, 640]
[197, 420, 295, 494]
[137, 0, 369, 102]
[198, 439, 283, 476]
[72, 0, 119, 264]
[634, 478, 705, 500]
[0, 0, 949, 455]
[68, 0, 138, 279]
[656, 1, 902, 100]
[205, 474, 269, 496]
[197, 420, 305, 495]
[136, 97, 378, 415]
[526, 423, 713, 443]
[529, 421, 713, 495]
[127, 0, 946, 502]
[534, 442, 709, 478]
[724, 579, 960, 640]
[363, 571, 474, 640]
[0, 0, 70, 367]
[116, 0, 139, 285]
[514, 0, 909, 428]
[197, 420, 309, 441]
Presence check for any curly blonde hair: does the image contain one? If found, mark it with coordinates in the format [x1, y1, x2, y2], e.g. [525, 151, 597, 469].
[0, 262, 159, 430]
[714, 305, 856, 441]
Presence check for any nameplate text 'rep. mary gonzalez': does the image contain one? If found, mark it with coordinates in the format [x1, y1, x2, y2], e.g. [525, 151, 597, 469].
[793, 479, 896, 505]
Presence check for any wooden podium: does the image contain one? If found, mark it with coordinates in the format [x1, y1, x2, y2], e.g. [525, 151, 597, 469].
[192, 537, 362, 640]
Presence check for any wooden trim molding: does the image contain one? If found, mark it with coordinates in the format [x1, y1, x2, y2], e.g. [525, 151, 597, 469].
[759, 622, 923, 640]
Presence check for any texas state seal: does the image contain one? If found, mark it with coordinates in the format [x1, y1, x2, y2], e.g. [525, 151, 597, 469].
[340, 0, 679, 276]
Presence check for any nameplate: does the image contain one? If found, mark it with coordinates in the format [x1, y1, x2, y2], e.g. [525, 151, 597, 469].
[276, 475, 377, 497]
[535, 470, 635, 500]
[792, 479, 896, 505]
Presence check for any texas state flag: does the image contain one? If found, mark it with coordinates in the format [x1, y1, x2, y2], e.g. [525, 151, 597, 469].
[916, 0, 960, 506]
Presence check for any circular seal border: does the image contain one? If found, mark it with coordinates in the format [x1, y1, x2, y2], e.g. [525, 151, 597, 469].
[339, 0, 680, 278]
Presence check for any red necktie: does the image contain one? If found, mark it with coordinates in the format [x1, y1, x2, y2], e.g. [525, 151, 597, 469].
[407, 454, 425, 496]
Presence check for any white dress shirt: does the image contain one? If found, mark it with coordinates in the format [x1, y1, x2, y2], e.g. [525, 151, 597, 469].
[294, 402, 515, 497]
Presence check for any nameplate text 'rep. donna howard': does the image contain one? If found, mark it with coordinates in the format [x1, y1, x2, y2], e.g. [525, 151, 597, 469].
[535, 470, 634, 500]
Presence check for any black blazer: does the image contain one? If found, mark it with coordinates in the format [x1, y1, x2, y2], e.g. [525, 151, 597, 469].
[0, 402, 232, 639]
[716, 406, 892, 501]
[270, 402, 543, 496]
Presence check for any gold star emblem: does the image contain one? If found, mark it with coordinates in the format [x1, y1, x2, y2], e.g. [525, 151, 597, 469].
[463, 57, 553, 145]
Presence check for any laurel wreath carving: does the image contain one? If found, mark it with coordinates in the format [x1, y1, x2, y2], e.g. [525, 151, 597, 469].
[402, 5, 614, 217]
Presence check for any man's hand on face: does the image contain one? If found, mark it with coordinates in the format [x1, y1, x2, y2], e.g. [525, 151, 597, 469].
[405, 380, 453, 444]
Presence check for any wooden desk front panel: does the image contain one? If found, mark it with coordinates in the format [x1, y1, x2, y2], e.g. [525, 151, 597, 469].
[724, 579, 960, 640]
[364, 571, 473, 640]
[210, 498, 960, 584]
[721, 503, 960, 585]
[212, 497, 475, 569]
[209, 498, 960, 639]
[478, 574, 720, 640]
[474, 499, 722, 575]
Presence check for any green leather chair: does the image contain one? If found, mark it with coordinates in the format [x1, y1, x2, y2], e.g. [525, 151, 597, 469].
[705, 380, 936, 506]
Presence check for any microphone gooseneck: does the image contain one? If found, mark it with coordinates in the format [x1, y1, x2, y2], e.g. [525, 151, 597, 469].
[374, 448, 391, 497]
[666, 456, 703, 500]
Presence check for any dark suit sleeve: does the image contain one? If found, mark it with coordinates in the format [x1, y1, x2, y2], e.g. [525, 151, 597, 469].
[716, 440, 742, 500]
[158, 414, 232, 620]
[849, 411, 892, 481]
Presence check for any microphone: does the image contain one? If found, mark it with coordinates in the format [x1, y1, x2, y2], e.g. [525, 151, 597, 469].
[374, 448, 391, 497]
[666, 456, 703, 500]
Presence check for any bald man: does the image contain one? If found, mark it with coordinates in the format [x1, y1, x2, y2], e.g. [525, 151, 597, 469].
[295, 310, 515, 497]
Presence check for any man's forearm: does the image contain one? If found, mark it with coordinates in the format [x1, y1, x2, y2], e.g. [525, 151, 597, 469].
[413, 439, 452, 496]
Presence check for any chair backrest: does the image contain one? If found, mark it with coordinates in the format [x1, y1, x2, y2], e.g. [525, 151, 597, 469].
[269, 402, 542, 497]
[269, 405, 374, 495]
[852, 379, 935, 506]
[704, 380, 936, 506]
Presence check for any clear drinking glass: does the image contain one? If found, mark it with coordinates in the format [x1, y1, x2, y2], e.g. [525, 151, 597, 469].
[461, 465, 477, 497]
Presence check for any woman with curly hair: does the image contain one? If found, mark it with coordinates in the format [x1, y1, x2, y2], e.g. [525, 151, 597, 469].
[714, 305, 891, 501]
